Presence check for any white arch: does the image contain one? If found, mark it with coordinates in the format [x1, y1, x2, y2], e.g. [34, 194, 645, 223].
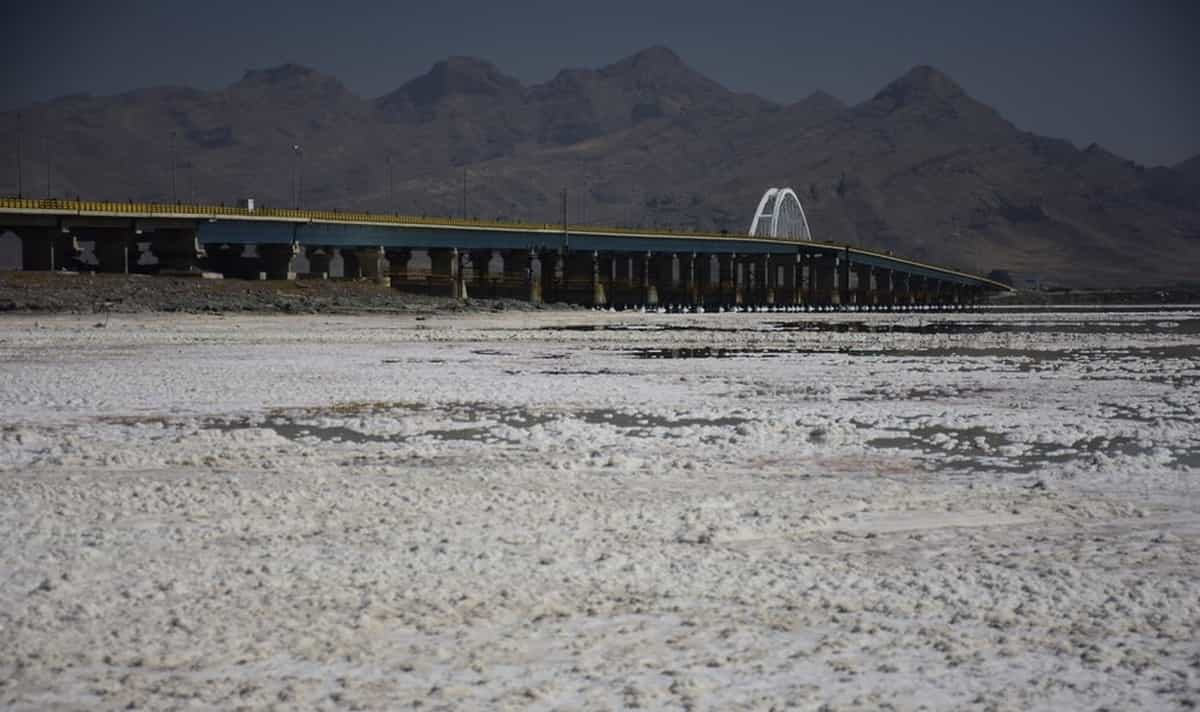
[748, 186, 813, 241]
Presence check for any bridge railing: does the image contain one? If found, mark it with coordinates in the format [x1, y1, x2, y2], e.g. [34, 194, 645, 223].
[0, 197, 1008, 290]
[0, 197, 773, 241]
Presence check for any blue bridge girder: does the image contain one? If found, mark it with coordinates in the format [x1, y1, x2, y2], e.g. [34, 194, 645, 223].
[0, 200, 1010, 291]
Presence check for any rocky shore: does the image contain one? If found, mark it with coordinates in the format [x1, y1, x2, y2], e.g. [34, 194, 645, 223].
[0, 272, 558, 315]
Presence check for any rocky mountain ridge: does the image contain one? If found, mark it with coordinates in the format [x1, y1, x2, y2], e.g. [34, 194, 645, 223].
[3, 47, 1197, 286]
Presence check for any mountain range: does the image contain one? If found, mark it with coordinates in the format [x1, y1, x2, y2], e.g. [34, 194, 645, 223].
[3, 46, 1198, 286]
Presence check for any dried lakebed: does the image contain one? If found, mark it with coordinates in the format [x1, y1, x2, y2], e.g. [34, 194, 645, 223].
[1, 309, 1198, 710]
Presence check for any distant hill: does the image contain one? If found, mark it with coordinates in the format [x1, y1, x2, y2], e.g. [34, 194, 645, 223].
[2, 46, 1198, 286]
[1176, 155, 1200, 187]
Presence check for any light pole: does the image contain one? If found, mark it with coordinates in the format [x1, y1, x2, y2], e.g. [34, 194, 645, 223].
[387, 154, 394, 209]
[170, 130, 178, 203]
[292, 144, 303, 209]
[44, 132, 51, 199]
[461, 166, 467, 220]
[16, 112, 23, 199]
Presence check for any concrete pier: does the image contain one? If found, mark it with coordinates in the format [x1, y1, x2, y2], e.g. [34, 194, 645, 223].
[206, 244, 250, 278]
[83, 228, 135, 274]
[777, 253, 798, 305]
[694, 253, 717, 307]
[605, 253, 638, 306]
[876, 269, 894, 308]
[499, 249, 538, 303]
[148, 229, 206, 274]
[429, 247, 465, 299]
[469, 250, 495, 297]
[650, 253, 677, 305]
[355, 246, 388, 285]
[681, 252, 699, 306]
[910, 275, 927, 306]
[305, 246, 335, 279]
[19, 228, 81, 272]
[813, 254, 838, 306]
[853, 265, 874, 307]
[759, 254, 775, 305]
[538, 249, 561, 303]
[258, 243, 299, 281]
[385, 248, 412, 287]
[339, 248, 361, 280]
[894, 272, 911, 308]
[562, 250, 605, 307]
[718, 253, 739, 306]
[626, 252, 646, 306]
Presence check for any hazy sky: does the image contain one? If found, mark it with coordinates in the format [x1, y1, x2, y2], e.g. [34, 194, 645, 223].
[3, 0, 1198, 166]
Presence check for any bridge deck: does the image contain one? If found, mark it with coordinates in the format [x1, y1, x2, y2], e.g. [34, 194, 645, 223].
[0, 198, 1010, 291]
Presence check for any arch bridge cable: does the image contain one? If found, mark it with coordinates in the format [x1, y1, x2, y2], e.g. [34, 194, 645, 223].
[748, 187, 813, 241]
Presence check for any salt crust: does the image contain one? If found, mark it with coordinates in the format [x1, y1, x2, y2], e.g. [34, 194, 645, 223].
[0, 310, 1197, 710]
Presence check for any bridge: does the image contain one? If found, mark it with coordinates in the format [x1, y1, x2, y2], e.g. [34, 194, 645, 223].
[0, 190, 1009, 308]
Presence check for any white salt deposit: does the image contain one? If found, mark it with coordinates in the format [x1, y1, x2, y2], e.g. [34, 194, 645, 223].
[0, 309, 1197, 709]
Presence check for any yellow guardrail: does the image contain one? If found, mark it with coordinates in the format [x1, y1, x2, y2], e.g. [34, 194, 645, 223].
[0, 197, 1010, 290]
[0, 197, 756, 239]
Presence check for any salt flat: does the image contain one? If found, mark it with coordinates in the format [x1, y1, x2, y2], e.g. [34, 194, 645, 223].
[1, 309, 1197, 710]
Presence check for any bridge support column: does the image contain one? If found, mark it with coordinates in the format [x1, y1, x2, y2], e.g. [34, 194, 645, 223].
[205, 243, 248, 278]
[760, 254, 776, 306]
[18, 230, 51, 271]
[429, 247, 465, 299]
[257, 243, 298, 281]
[632, 252, 659, 307]
[604, 253, 633, 307]
[384, 248, 412, 288]
[19, 228, 81, 272]
[734, 254, 753, 306]
[876, 269, 894, 309]
[305, 246, 335, 279]
[498, 249, 539, 303]
[838, 253, 851, 308]
[799, 254, 812, 306]
[149, 229, 205, 274]
[539, 249, 562, 303]
[693, 253, 715, 307]
[353, 246, 388, 285]
[718, 253, 739, 306]
[953, 284, 970, 310]
[469, 249, 494, 298]
[926, 279, 944, 310]
[627, 252, 646, 306]
[910, 276, 928, 308]
[339, 248, 361, 279]
[650, 252, 676, 306]
[894, 273, 912, 309]
[597, 252, 617, 306]
[854, 265, 874, 309]
[814, 255, 838, 306]
[87, 229, 135, 274]
[682, 252, 699, 306]
[776, 253, 797, 306]
[563, 250, 605, 306]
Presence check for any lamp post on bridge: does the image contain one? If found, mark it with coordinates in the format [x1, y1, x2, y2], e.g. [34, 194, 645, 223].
[292, 144, 303, 209]
[387, 153, 394, 209]
[170, 130, 178, 203]
[15, 112, 23, 199]
[44, 131, 51, 199]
